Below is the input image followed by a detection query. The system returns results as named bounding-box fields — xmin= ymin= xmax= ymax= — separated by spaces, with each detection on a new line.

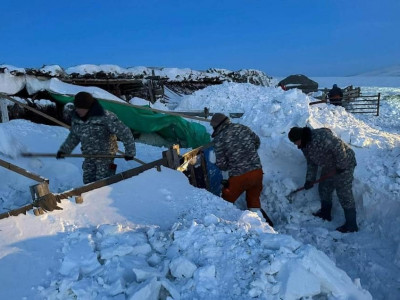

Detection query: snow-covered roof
xmin=0 ymin=64 xmax=276 ymax=86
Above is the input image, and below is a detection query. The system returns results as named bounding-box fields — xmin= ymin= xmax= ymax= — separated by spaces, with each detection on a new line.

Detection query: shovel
xmin=21 ymin=152 xmax=146 ymax=165
xmin=22 ymin=153 xmax=126 ymax=159
xmin=287 ymin=170 xmax=337 ymax=202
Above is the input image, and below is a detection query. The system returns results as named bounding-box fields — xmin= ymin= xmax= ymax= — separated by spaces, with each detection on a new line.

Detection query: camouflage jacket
xmin=212 ymin=120 xmax=262 ymax=176
xmin=301 ymin=128 xmax=356 ymax=181
xmin=59 ymin=102 xmax=135 ymax=156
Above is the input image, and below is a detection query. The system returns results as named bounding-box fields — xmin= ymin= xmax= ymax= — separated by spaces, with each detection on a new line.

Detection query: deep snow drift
xmin=1 ymin=78 xmax=400 ymax=299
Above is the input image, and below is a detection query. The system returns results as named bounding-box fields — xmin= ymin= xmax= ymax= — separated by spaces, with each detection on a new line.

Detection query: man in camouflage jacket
xmin=210 ymin=113 xmax=273 ymax=226
xmin=57 ymin=92 xmax=136 ymax=184
xmin=288 ymin=126 xmax=358 ymax=233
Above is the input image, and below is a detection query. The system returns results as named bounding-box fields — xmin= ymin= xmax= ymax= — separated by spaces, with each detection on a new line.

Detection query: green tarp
xmin=51 ymin=93 xmax=210 ymax=148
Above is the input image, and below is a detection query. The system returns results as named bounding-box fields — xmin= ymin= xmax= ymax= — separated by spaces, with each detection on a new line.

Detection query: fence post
xmin=0 ymin=98 xmax=9 ymax=123
xmin=376 ymin=93 xmax=380 ymax=116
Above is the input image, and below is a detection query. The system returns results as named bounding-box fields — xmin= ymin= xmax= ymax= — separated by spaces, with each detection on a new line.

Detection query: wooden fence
xmin=342 ymin=93 xmax=381 ymax=116
xmin=313 ymin=86 xmax=380 ymax=116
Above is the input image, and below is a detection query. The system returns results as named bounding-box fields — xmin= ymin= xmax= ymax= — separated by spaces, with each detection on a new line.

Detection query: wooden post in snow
xmin=0 ymin=97 xmax=9 ymax=123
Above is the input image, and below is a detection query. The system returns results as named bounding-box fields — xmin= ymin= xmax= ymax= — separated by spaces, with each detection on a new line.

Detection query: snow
xmin=1 ymin=74 xmax=400 ymax=299
xmin=0 ymin=70 xmax=124 ymax=102
xmin=353 ymin=65 xmax=400 ymax=77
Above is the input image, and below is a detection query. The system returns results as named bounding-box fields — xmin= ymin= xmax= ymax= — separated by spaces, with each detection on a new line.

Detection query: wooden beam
xmin=0 ymin=158 xmax=49 ymax=183
xmin=0 ymin=93 xmax=70 ymax=128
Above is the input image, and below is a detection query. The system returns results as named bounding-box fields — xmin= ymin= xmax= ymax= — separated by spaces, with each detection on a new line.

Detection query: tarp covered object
xmin=51 ymin=93 xmax=211 ymax=148
xmin=278 ymin=74 xmax=318 ymax=93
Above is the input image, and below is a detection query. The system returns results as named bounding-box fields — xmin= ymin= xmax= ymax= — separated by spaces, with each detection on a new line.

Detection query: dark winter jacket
xmin=59 ymin=101 xmax=135 ymax=156
xmin=301 ymin=127 xmax=356 ymax=182
xmin=328 ymin=86 xmax=343 ymax=101
xmin=212 ymin=119 xmax=262 ymax=176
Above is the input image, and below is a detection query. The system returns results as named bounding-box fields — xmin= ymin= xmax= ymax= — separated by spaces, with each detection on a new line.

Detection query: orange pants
xmin=222 ymin=169 xmax=263 ymax=208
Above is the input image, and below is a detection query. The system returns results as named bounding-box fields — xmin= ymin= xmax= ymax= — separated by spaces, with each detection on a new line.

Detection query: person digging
xmin=210 ymin=113 xmax=273 ymax=227
xmin=288 ymin=126 xmax=358 ymax=233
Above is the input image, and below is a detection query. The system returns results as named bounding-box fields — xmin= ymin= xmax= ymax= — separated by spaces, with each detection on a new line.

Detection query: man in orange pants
xmin=210 ymin=113 xmax=273 ymax=227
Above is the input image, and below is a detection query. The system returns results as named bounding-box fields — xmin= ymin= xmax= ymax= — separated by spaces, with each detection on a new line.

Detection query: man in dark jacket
xmin=327 ymin=84 xmax=343 ymax=106
xmin=288 ymin=126 xmax=358 ymax=233
xmin=210 ymin=113 xmax=273 ymax=226
xmin=57 ymin=92 xmax=136 ymax=184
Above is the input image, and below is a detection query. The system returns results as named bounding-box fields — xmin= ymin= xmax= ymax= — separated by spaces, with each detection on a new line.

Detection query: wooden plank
xmin=177 ymin=155 xmax=197 ymax=172
xmin=57 ymin=158 xmax=166 ymax=199
xmin=177 ymin=143 xmax=212 ymax=172
xmin=163 ymin=146 xmax=180 ymax=169
xmin=180 ymin=142 xmax=213 ymax=160
xmin=0 ymin=204 xmax=33 ymax=220
xmin=0 ymin=158 xmax=49 ymax=183
xmin=0 ymin=157 xmax=166 ymax=220
xmin=62 ymin=78 xmax=144 ymax=85
xmin=309 ymin=100 xmax=327 ymax=105
xmin=0 ymin=93 xmax=70 ymax=128
xmin=174 ymin=111 xmax=244 ymax=119
xmin=188 ymin=164 xmax=197 ymax=186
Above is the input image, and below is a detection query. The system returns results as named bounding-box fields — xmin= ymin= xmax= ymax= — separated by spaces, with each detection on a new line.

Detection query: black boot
xmin=336 ymin=209 xmax=358 ymax=233
xmin=312 ymin=202 xmax=332 ymax=221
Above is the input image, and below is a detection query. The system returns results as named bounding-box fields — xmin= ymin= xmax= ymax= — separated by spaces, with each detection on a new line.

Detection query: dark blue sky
xmin=1 ymin=0 xmax=399 ymax=76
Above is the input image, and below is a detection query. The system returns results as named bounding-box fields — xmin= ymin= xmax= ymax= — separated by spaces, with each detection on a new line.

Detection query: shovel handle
xmin=289 ymin=170 xmax=337 ymax=196
xmin=22 ymin=152 xmax=147 ymax=165
xmin=22 ymin=153 xmax=126 ymax=159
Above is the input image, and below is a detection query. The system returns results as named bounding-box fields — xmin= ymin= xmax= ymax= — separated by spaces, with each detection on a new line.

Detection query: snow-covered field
xmin=0 ymin=77 xmax=400 ymax=299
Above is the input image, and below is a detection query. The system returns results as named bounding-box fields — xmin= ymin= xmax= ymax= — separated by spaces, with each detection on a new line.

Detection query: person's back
xmin=212 ymin=120 xmax=261 ymax=176
xmin=301 ymin=128 xmax=356 ymax=170
xmin=328 ymin=84 xmax=343 ymax=106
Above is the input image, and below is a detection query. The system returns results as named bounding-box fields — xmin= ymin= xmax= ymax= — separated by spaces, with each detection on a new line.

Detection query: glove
xmin=304 ymin=181 xmax=314 ymax=190
xmin=124 ymin=155 xmax=134 ymax=161
xmin=56 ymin=151 xmax=65 ymax=159
xmin=336 ymin=168 xmax=346 ymax=174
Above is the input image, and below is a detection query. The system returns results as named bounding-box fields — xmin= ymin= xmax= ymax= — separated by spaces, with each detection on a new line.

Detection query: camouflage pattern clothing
xmin=59 ymin=101 xmax=135 ymax=184
xmin=212 ymin=119 xmax=263 ymax=209
xmin=301 ymin=127 xmax=357 ymax=209
xmin=212 ymin=120 xmax=262 ymax=177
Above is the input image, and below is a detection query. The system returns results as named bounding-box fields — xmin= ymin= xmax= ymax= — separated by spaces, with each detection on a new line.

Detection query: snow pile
xmin=36 ymin=194 xmax=370 ymax=300
xmin=0 ymin=126 xmax=26 ymax=158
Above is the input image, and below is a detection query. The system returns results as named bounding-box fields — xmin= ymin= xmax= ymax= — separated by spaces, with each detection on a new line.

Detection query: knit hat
xmin=74 ymin=92 xmax=95 ymax=109
xmin=210 ymin=113 xmax=228 ymax=129
xmin=288 ymin=127 xmax=304 ymax=142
